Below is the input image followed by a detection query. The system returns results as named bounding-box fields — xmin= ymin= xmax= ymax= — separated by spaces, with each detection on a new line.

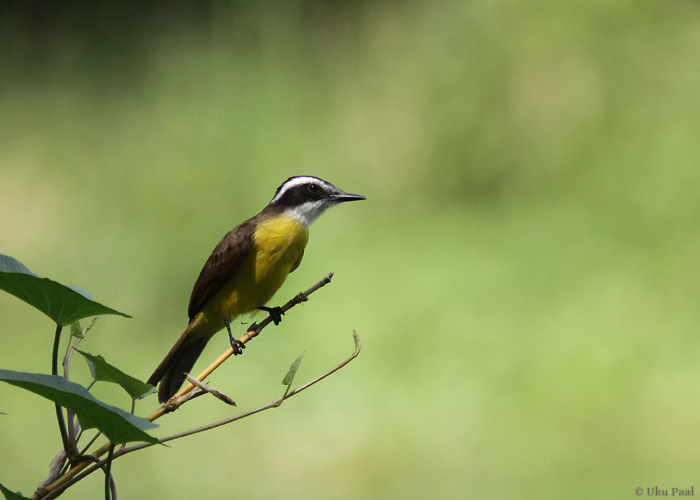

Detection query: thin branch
xmin=33 ymin=273 xmax=338 ymax=500
xmin=151 ymin=272 xmax=334 ymax=417
xmin=37 ymin=331 xmax=361 ymax=500
xmin=184 ymin=374 xmax=236 ymax=406
xmin=37 ymin=449 xmax=67 ymax=492
xmin=286 ymin=331 xmax=361 ymax=398
xmin=124 ymin=331 xmax=359 ymax=451
xmin=40 ymin=453 xmax=117 ymax=500
xmin=79 ymin=431 xmax=102 ymax=459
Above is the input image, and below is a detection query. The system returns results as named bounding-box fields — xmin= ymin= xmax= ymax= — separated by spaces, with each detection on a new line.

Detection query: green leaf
xmin=0 ymin=254 xmax=131 ymax=326
xmin=0 ymin=370 xmax=159 ymax=445
xmin=282 ymin=351 xmax=305 ymax=386
xmin=0 ymin=256 xmax=36 ymax=276
xmin=70 ymin=320 xmax=84 ymax=339
xmin=76 ymin=350 xmax=156 ymax=400
xmin=0 ymin=482 xmax=31 ymax=500
xmin=70 ymin=317 xmax=99 ymax=340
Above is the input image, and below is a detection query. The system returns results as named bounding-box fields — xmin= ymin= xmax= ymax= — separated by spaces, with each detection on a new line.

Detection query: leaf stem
xmin=33 ymin=274 xmax=343 ymax=500
xmin=52 ymin=324 xmax=74 ymax=462
xmin=64 ymin=335 xmax=84 ymax=448
xmin=104 ymin=444 xmax=115 ymax=500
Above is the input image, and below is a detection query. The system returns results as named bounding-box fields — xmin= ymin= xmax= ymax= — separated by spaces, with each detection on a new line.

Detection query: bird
xmin=147 ymin=176 xmax=365 ymax=402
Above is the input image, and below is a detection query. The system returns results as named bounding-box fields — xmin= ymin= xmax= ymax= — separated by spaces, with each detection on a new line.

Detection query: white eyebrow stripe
xmin=270 ymin=176 xmax=333 ymax=203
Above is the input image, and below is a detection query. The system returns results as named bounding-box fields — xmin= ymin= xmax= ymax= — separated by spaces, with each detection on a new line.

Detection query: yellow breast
xmin=252 ymin=215 xmax=309 ymax=280
xmin=202 ymin=215 xmax=309 ymax=325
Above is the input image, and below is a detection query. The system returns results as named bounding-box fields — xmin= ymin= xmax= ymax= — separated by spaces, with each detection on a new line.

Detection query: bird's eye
xmin=307 ymin=184 xmax=320 ymax=193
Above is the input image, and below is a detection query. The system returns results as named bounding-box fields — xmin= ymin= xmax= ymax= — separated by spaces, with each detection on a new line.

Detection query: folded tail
xmin=147 ymin=322 xmax=209 ymax=403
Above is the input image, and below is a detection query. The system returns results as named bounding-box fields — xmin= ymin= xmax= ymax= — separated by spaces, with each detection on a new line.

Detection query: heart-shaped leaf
xmin=0 ymin=255 xmax=130 ymax=326
xmin=0 ymin=370 xmax=158 ymax=445
xmin=77 ymin=350 xmax=155 ymax=400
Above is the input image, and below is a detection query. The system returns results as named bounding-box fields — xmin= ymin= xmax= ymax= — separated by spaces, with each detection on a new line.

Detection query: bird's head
xmin=269 ymin=176 xmax=365 ymax=226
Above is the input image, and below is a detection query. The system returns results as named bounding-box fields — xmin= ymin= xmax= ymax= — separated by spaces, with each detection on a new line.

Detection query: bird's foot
xmin=225 ymin=319 xmax=246 ymax=355
xmin=258 ymin=306 xmax=285 ymax=325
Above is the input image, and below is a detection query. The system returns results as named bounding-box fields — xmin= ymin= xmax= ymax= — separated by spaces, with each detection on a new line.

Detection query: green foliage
xmin=0 ymin=255 xmax=131 ymax=326
xmin=3 ymin=1 xmax=700 ymax=498
xmin=0 ymin=256 xmax=34 ymax=276
xmin=0 ymin=250 xmax=358 ymax=498
xmin=282 ymin=351 xmax=305 ymax=387
xmin=0 ymin=370 xmax=158 ymax=446
xmin=0 ymin=255 xmax=158 ymax=497
xmin=70 ymin=320 xmax=86 ymax=339
xmin=0 ymin=482 xmax=31 ymax=500
xmin=77 ymin=350 xmax=155 ymax=400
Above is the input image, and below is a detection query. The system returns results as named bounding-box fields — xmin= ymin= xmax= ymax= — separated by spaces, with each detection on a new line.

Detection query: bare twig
xmin=153 ymin=272 xmax=334 ymax=417
xmin=32 ymin=273 xmax=337 ymax=500
xmin=37 ymin=450 xmax=67 ymax=491
xmin=141 ymin=331 xmax=360 ymax=445
xmin=184 ymin=374 xmax=236 ymax=406
xmin=37 ymin=331 xmax=360 ymax=500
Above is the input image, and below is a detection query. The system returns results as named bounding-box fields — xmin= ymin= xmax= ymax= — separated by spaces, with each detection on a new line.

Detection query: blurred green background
xmin=2 ymin=1 xmax=700 ymax=498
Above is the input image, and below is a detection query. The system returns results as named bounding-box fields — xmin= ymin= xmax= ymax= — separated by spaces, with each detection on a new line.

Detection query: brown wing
xmin=187 ymin=218 xmax=256 ymax=320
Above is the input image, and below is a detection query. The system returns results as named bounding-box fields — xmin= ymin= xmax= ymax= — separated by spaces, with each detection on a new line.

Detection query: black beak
xmin=333 ymin=191 xmax=366 ymax=203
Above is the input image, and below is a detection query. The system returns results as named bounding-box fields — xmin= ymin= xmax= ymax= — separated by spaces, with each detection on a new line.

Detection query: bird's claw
xmin=230 ymin=338 xmax=245 ymax=356
xmin=258 ymin=306 xmax=285 ymax=325
xmin=225 ymin=318 xmax=246 ymax=355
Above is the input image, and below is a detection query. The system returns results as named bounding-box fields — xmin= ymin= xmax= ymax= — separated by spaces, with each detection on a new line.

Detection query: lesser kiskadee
xmin=147 ymin=176 xmax=365 ymax=402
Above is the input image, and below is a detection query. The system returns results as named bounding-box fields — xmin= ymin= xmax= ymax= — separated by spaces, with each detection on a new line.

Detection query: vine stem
xmin=51 ymin=324 xmax=74 ymax=463
xmin=33 ymin=272 xmax=338 ymax=500
xmin=104 ymin=445 xmax=115 ymax=500
xmin=37 ymin=331 xmax=360 ymax=500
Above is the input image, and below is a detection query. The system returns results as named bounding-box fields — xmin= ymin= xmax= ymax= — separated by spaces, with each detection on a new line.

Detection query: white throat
xmin=283 ymin=199 xmax=333 ymax=226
